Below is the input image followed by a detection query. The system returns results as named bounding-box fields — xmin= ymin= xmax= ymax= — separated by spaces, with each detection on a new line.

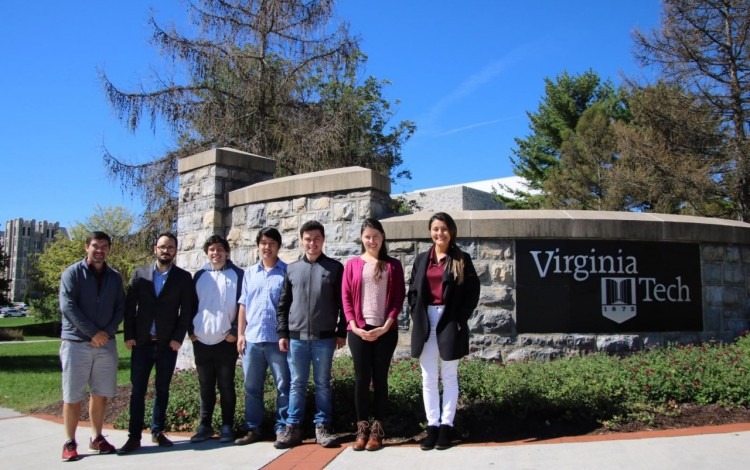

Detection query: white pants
xmin=419 ymin=305 xmax=459 ymax=427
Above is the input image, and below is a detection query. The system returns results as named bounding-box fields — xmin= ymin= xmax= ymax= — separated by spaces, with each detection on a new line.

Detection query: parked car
xmin=0 ymin=308 xmax=26 ymax=318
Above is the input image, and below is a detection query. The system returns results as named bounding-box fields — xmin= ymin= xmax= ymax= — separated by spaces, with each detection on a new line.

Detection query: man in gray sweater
xmin=275 ymin=220 xmax=346 ymax=449
xmin=59 ymin=231 xmax=125 ymax=461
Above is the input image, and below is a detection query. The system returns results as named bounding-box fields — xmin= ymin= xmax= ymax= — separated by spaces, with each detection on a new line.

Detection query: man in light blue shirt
xmin=234 ymin=227 xmax=289 ymax=445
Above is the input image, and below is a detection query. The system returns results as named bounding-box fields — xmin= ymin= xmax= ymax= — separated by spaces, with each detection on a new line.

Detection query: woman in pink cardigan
xmin=342 ymin=218 xmax=405 ymax=451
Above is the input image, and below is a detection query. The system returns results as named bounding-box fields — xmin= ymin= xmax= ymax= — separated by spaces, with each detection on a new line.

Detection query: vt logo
xmin=601 ymin=277 xmax=637 ymax=324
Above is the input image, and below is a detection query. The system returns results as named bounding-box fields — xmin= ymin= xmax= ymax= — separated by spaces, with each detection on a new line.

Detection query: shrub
xmin=115 ymin=334 xmax=750 ymax=439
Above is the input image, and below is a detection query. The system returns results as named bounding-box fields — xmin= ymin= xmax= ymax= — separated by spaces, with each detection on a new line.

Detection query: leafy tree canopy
xmin=499 ymin=70 xmax=627 ymax=209
xmin=29 ymin=206 xmax=151 ymax=322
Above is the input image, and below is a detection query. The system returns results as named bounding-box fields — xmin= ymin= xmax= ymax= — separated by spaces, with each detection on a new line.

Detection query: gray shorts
xmin=60 ymin=339 xmax=118 ymax=403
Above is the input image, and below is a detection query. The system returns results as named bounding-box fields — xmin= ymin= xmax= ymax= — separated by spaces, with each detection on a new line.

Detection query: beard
xmin=156 ymin=255 xmax=174 ymax=267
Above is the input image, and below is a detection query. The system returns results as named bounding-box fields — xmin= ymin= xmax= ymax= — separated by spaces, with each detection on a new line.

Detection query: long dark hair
xmin=360 ymin=218 xmax=389 ymax=280
xmin=428 ymin=212 xmax=465 ymax=285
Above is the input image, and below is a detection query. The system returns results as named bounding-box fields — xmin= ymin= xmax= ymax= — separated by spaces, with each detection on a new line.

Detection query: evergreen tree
xmin=500 ymin=70 xmax=627 ymax=209
xmin=544 ymin=103 xmax=622 ymax=210
xmin=101 ymin=0 xmax=414 ymax=232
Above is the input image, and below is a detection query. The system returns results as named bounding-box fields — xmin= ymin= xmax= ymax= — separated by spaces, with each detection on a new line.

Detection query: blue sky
xmin=0 ymin=0 xmax=660 ymax=229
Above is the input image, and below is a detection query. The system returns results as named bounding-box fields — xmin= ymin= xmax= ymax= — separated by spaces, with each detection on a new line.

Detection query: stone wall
xmin=381 ymin=211 xmax=750 ymax=362
xmin=176 ymin=148 xmax=275 ymax=269
xmin=176 ymin=148 xmax=750 ymax=363
xmin=177 ymin=148 xmax=392 ymax=271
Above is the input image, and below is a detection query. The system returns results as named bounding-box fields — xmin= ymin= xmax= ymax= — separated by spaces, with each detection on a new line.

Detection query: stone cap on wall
xmin=228 ymin=166 xmax=391 ymax=206
xmin=381 ymin=210 xmax=750 ymax=244
xmin=177 ymin=147 xmax=276 ymax=174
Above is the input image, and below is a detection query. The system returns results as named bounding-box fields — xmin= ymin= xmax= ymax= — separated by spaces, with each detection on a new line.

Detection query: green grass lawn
xmin=0 ymin=317 xmax=131 ymax=412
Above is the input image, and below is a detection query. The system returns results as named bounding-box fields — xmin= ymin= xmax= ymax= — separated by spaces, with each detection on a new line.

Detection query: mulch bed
xmin=30 ymin=384 xmax=750 ymax=443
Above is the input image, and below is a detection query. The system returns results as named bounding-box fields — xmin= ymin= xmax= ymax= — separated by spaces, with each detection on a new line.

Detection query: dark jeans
xmin=128 ymin=341 xmax=178 ymax=438
xmin=194 ymin=339 xmax=238 ymax=428
xmin=347 ymin=327 xmax=398 ymax=421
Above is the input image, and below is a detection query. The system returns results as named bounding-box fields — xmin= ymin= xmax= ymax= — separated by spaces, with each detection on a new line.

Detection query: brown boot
xmin=365 ymin=420 xmax=384 ymax=451
xmin=352 ymin=421 xmax=369 ymax=451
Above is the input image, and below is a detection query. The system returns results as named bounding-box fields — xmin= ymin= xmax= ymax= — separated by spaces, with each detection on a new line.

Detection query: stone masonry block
xmin=492 ymin=262 xmax=514 ymax=284
xmin=388 ymin=241 xmax=415 ymax=254
xmin=293 ymin=197 xmax=307 ymax=212
xmin=280 ymin=216 xmax=299 ymax=232
xmin=702 ymin=263 xmax=722 ymax=285
xmin=726 ymin=246 xmax=741 ymax=263
xmin=311 ymin=197 xmax=331 ymax=210
xmin=478 ymin=241 xmax=513 ymax=260
xmin=324 ymin=223 xmax=344 ymax=243
xmin=704 ymin=286 xmax=724 ymax=307
xmin=333 ymin=201 xmax=355 ymax=221
xmin=742 ymin=246 xmax=750 ymax=263
xmin=267 ymin=201 xmax=290 ymax=216
xmin=475 ymin=262 xmax=491 ymax=285
xmin=722 ymin=287 xmax=743 ymax=307
xmin=203 ymin=210 xmax=222 ymax=230
xmin=226 ymin=227 xmax=241 ymax=247
xmin=346 ymin=223 xmax=361 ymax=243
xmin=723 ymin=265 xmax=744 ymax=285
xmin=246 ymin=204 xmax=265 ymax=228
xmin=702 ymin=245 xmax=725 ymax=262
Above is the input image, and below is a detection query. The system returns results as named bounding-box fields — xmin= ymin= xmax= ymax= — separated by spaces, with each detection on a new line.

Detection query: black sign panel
xmin=516 ymin=240 xmax=703 ymax=333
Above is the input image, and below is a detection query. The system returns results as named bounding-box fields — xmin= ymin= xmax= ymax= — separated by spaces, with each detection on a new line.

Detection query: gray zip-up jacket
xmin=59 ymin=258 xmax=125 ymax=341
xmin=276 ymin=253 xmax=346 ymax=340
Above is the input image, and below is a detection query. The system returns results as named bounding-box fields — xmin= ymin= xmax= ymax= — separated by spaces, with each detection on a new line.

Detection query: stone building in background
xmin=3 ymin=218 xmax=67 ymax=302
xmin=396 ymin=176 xmax=528 ymax=212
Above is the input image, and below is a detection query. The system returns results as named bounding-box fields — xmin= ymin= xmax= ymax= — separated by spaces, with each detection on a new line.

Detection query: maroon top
xmin=426 ymin=246 xmax=447 ymax=305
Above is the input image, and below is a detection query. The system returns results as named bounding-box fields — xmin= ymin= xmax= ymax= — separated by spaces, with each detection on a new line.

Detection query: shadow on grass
xmin=1 ymin=348 xmax=129 ymax=373
xmin=1 ymin=354 xmax=61 ymax=372
xmin=21 ymin=321 xmax=61 ymax=338
xmin=0 ymin=321 xmax=60 ymax=339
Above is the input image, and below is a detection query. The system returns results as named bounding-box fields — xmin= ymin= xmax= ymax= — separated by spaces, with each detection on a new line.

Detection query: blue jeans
xmin=241 ymin=341 xmax=290 ymax=434
xmin=128 ymin=342 xmax=178 ymax=438
xmin=287 ymin=338 xmax=335 ymax=426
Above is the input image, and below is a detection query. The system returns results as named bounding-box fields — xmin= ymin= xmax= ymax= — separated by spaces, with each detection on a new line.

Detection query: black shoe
xmin=420 ymin=425 xmax=439 ymax=451
xmin=152 ymin=432 xmax=174 ymax=447
xmin=117 ymin=437 xmax=141 ymax=455
xmin=435 ymin=424 xmax=453 ymax=450
xmin=190 ymin=425 xmax=214 ymax=443
xmin=219 ymin=424 xmax=235 ymax=443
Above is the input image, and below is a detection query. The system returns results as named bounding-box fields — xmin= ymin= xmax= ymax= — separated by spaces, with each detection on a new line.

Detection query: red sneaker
xmin=62 ymin=440 xmax=78 ymax=461
xmin=89 ymin=434 xmax=115 ymax=454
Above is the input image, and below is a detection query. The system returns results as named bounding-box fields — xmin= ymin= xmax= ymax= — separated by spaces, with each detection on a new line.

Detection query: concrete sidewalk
xmin=2 ymin=407 xmax=749 ymax=469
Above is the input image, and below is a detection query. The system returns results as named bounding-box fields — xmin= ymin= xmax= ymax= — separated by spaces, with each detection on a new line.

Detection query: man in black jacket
xmin=274 ymin=220 xmax=346 ymax=449
xmin=118 ymin=233 xmax=196 ymax=454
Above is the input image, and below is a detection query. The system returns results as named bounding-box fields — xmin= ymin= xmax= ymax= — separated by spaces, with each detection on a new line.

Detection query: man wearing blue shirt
xmin=118 ymin=233 xmax=196 ymax=455
xmin=234 ymin=227 xmax=290 ymax=445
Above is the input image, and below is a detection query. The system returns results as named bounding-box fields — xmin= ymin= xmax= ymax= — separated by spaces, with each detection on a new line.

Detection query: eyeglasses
xmin=157 ymin=246 xmax=177 ymax=252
